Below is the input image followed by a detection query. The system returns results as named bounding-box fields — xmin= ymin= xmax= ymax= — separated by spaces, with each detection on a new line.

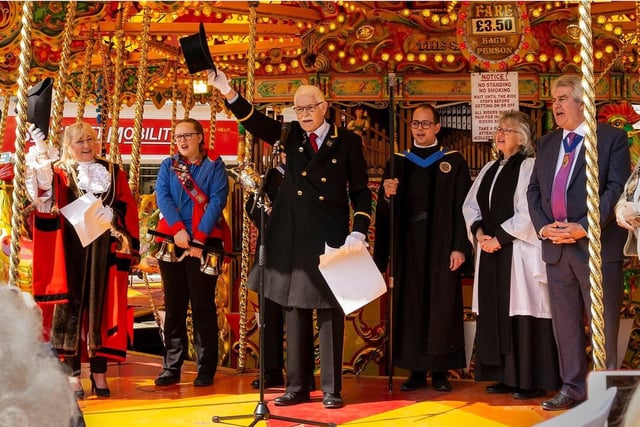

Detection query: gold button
xmin=331 ymin=159 xmax=337 ymax=164
xmin=297 ymin=190 xmax=303 ymax=196
xmin=321 ymin=177 xmax=327 ymax=182
xmin=301 ymin=171 xmax=307 ymax=176
xmin=319 ymin=196 xmax=325 ymax=201
xmin=299 ymin=147 xmax=304 ymax=152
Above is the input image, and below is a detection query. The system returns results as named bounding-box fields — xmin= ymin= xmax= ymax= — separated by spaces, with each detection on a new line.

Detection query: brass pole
xmin=9 ymin=0 xmax=34 ymax=289
xmin=76 ymin=27 xmax=95 ymax=122
xmin=579 ymin=0 xmax=606 ymax=371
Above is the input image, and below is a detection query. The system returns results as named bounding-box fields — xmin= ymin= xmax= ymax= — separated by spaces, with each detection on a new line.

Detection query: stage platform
xmin=78 ymin=352 xmax=561 ymax=427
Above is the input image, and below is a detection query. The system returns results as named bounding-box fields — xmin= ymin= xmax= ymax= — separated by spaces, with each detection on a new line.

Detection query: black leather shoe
xmin=90 ymin=373 xmax=111 ymax=397
xmin=273 ymin=391 xmax=310 ymax=406
xmin=193 ymin=375 xmax=214 ymax=387
xmin=486 ymin=382 xmax=511 ymax=394
xmin=154 ymin=369 xmax=181 ymax=386
xmin=541 ymin=392 xmax=582 ymax=411
xmin=400 ymin=374 xmax=427 ymax=391
xmin=513 ymin=388 xmax=546 ymax=400
xmin=322 ymin=392 xmax=344 ymax=409
xmin=250 ymin=372 xmax=285 ymax=389
xmin=432 ymin=377 xmax=452 ymax=392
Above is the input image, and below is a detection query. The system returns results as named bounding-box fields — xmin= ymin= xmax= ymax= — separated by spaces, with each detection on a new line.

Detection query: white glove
xmin=95 ymin=206 xmax=114 ymax=227
xmin=207 ymin=69 xmax=232 ymax=95
xmin=341 ymin=231 xmax=368 ymax=252
xmin=28 ymin=124 xmax=47 ymax=153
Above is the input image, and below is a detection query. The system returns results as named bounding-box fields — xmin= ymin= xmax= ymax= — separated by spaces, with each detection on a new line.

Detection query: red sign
xmin=2 ymin=116 xmax=239 ymax=159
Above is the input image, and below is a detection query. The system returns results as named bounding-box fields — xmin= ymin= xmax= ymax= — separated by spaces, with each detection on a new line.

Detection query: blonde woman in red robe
xmin=25 ymin=122 xmax=140 ymax=399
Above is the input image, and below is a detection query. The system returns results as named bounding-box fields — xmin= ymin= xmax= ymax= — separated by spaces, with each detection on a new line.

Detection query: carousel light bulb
xmin=338 ymin=50 xmax=346 ymax=58
xmin=362 ymin=53 xmax=370 ymax=61
xmin=573 ymin=54 xmax=581 ymax=63
xmin=446 ymin=54 xmax=455 ymax=63
xmin=394 ymin=53 xmax=403 ymax=62
xmin=329 ymin=22 xmax=337 ymax=31
xmin=348 ymin=57 xmax=356 ymax=65
xmin=318 ymin=25 xmax=326 ymax=34
xmin=554 ymin=53 xmax=564 ymax=62
xmin=422 ymin=9 xmax=431 ymax=17
xmin=291 ymin=59 xmax=299 ymax=68
xmin=381 ymin=52 xmax=390 ymax=61
xmin=406 ymin=53 xmax=415 ymax=61
xmin=449 ymin=12 xmax=457 ymax=22
xmin=441 ymin=16 xmax=450 ymax=25
xmin=265 ymin=64 xmax=273 ymax=73
xmin=418 ymin=53 xmax=427 ymax=62
xmin=595 ymin=50 xmax=604 ymax=59
xmin=614 ymin=26 xmax=623 ymax=36
xmin=328 ymin=43 xmax=336 ymax=52
xmin=337 ymin=14 xmax=345 ymax=23
xmin=539 ymin=53 xmax=548 ymax=62
xmin=605 ymin=22 xmax=614 ymax=32
xmin=434 ymin=53 xmax=443 ymax=62
xmin=526 ymin=53 xmax=535 ymax=62
xmin=432 ymin=14 xmax=440 ymax=23
xmin=279 ymin=63 xmax=287 ymax=72
xmin=605 ymin=44 xmax=614 ymax=53
xmin=255 ymin=62 xmax=261 ymax=69
xmin=349 ymin=4 xmax=355 ymax=12
xmin=597 ymin=15 xmax=607 ymax=24
xmin=402 ymin=9 xmax=411 ymax=17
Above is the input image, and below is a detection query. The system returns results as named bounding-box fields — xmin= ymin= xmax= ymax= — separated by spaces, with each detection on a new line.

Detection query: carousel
xmin=1 ymin=1 xmax=640 ymax=425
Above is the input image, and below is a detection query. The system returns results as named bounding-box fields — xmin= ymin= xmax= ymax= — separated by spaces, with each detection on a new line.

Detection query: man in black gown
xmin=374 ymin=103 xmax=472 ymax=392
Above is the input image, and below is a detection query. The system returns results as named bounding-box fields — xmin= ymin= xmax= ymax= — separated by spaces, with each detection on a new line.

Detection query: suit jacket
xmin=527 ymin=123 xmax=630 ymax=264
xmin=226 ymin=95 xmax=372 ymax=309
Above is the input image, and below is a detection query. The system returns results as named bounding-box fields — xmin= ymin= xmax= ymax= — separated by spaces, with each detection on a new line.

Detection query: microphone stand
xmin=212 ymin=137 xmax=334 ymax=427
xmin=387 ymin=72 xmax=396 ymax=392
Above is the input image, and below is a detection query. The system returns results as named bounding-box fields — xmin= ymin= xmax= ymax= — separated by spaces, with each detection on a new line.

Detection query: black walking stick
xmin=387 ymin=72 xmax=396 ymax=392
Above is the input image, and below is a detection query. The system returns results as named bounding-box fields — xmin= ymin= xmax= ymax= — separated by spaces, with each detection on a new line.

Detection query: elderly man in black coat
xmin=209 ymin=70 xmax=372 ymax=409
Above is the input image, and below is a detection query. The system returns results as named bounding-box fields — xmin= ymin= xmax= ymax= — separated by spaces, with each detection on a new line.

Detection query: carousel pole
xmin=0 ymin=92 xmax=9 ymax=144
xmin=387 ymin=71 xmax=396 ymax=391
xmin=237 ymin=1 xmax=259 ymax=373
xmin=8 ymin=0 xmax=34 ymax=289
xmin=76 ymin=27 xmax=95 ymax=122
xmin=578 ymin=0 xmax=607 ymax=371
xmin=128 ymin=4 xmax=151 ymax=202
xmin=108 ymin=2 xmax=129 ymax=169
xmin=48 ymin=0 xmax=77 ymax=148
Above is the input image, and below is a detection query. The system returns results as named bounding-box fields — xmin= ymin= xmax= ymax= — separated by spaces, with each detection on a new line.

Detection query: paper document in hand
xmin=59 ymin=193 xmax=110 ymax=247
xmin=319 ymin=244 xmax=387 ymax=315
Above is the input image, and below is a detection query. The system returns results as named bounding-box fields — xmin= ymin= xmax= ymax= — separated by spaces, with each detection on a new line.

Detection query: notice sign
xmin=471 ymin=72 xmax=519 ymax=142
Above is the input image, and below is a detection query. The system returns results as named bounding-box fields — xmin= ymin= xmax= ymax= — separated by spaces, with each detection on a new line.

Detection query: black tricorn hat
xmin=26 ymin=77 xmax=53 ymax=138
xmin=179 ymin=22 xmax=217 ymax=75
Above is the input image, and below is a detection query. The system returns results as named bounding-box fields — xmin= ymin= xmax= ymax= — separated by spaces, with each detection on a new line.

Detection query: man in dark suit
xmin=209 ymin=70 xmax=372 ymax=409
xmin=527 ymin=74 xmax=630 ymax=411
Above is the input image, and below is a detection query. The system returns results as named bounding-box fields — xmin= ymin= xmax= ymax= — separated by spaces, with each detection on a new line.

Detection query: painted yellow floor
xmin=78 ymin=353 xmax=560 ymax=427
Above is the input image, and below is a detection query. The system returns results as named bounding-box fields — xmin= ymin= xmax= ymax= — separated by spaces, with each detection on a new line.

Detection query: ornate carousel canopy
xmin=1 ymin=1 xmax=640 ymax=107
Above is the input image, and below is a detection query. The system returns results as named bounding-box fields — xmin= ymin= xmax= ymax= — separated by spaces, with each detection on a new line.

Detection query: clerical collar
xmin=413 ymin=138 xmax=438 ymax=149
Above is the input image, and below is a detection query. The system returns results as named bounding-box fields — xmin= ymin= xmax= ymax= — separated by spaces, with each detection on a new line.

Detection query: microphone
xmin=274 ymin=122 xmax=291 ymax=156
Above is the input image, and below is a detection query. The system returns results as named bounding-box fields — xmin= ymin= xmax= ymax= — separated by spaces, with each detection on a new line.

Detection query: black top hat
xmin=179 ymin=22 xmax=217 ymax=75
xmin=15 ymin=77 xmax=53 ymax=138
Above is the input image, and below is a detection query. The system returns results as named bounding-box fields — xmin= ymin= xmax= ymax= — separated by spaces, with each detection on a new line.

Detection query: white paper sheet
xmin=59 ymin=193 xmax=110 ymax=247
xmin=319 ymin=244 xmax=387 ymax=315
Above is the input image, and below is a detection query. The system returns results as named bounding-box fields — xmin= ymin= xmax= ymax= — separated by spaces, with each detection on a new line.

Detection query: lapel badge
xmin=440 ymin=162 xmax=452 ymax=173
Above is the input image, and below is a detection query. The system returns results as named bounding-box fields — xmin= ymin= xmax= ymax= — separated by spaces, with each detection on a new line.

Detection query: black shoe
xmin=322 ymin=392 xmax=344 ymax=409
xmin=486 ymin=382 xmax=511 ymax=394
xmin=513 ymin=388 xmax=546 ymax=400
xmin=400 ymin=372 xmax=427 ymax=391
xmin=250 ymin=371 xmax=285 ymax=389
xmin=90 ymin=373 xmax=111 ymax=397
xmin=273 ymin=391 xmax=310 ymax=406
xmin=154 ymin=369 xmax=181 ymax=386
xmin=541 ymin=392 xmax=582 ymax=411
xmin=193 ymin=374 xmax=214 ymax=387
xmin=432 ymin=377 xmax=452 ymax=392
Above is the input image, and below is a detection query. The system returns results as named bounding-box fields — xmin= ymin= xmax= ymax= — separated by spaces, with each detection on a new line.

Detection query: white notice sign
xmin=471 ymin=72 xmax=519 ymax=142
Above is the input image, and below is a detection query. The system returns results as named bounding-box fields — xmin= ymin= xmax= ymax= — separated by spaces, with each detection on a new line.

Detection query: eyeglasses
xmin=410 ymin=120 xmax=434 ymax=129
xmin=174 ymin=132 xmax=200 ymax=142
xmin=494 ymin=127 xmax=520 ymax=135
xmin=293 ymin=102 xmax=324 ymax=115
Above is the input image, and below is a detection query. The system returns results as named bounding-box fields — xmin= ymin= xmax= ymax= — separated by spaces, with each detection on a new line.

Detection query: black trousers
xmin=261 ymin=296 xmax=284 ymax=374
xmin=64 ymin=355 xmax=107 ymax=376
xmin=285 ymin=307 xmax=344 ymax=394
xmin=158 ymin=242 xmax=220 ymax=378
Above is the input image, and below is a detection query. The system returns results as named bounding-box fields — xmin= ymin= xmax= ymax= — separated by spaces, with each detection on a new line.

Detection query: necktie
xmin=309 ymin=132 xmax=318 ymax=153
xmin=551 ymin=132 xmax=581 ymax=221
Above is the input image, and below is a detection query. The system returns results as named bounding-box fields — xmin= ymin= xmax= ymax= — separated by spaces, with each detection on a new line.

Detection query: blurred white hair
xmin=0 ymin=285 xmax=78 ymax=427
